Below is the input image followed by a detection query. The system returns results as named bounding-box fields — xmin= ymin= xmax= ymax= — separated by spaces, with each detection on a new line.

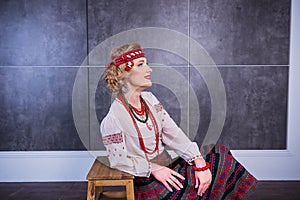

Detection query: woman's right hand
xmin=151 ymin=163 xmax=185 ymax=192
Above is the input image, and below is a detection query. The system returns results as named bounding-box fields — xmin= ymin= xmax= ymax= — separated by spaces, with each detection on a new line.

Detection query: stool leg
xmin=96 ymin=186 xmax=103 ymax=200
xmin=125 ymin=180 xmax=135 ymax=200
xmin=87 ymin=181 xmax=96 ymax=200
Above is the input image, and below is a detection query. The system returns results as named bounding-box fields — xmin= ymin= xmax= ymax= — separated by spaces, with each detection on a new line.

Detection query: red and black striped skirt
xmin=134 ymin=144 xmax=258 ymax=200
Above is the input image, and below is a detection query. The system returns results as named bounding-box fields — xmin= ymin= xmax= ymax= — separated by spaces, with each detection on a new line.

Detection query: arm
xmin=161 ymin=107 xmax=212 ymax=195
xmin=147 ymin=92 xmax=201 ymax=161
xmin=145 ymin=92 xmax=212 ymax=195
xmin=100 ymin=114 xmax=151 ymax=177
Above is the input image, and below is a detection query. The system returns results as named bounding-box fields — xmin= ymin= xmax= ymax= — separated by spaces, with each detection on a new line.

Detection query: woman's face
xmin=126 ymin=57 xmax=152 ymax=91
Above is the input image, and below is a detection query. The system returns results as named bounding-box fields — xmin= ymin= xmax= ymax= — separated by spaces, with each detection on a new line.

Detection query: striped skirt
xmin=134 ymin=144 xmax=258 ymax=200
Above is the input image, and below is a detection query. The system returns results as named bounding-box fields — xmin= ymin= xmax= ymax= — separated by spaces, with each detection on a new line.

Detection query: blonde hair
xmin=103 ymin=42 xmax=141 ymax=93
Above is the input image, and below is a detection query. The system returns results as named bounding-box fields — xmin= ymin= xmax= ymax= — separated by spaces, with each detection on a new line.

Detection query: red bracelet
xmin=192 ymin=162 xmax=210 ymax=171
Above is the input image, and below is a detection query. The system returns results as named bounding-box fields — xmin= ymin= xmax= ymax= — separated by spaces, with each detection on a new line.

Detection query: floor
xmin=0 ymin=181 xmax=300 ymax=200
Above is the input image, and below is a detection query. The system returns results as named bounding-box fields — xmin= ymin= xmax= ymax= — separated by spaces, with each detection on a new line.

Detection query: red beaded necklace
xmin=130 ymin=97 xmax=145 ymax=116
xmin=118 ymin=93 xmax=159 ymax=158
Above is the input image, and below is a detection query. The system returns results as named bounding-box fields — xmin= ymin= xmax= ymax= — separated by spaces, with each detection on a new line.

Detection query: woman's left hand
xmin=194 ymin=158 xmax=212 ymax=196
xmin=194 ymin=168 xmax=212 ymax=196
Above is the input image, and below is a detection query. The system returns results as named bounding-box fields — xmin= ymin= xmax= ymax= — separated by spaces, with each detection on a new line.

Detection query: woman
xmin=101 ymin=42 xmax=258 ymax=199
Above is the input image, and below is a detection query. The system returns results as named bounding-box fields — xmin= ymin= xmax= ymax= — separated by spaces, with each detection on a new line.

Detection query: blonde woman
xmin=101 ymin=42 xmax=257 ymax=199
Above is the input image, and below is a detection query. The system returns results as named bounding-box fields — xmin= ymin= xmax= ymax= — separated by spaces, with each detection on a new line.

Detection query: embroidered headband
xmin=107 ymin=48 xmax=145 ymax=71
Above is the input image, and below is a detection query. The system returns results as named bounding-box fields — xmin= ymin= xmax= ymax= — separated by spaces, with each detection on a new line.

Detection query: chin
xmin=141 ymin=82 xmax=152 ymax=89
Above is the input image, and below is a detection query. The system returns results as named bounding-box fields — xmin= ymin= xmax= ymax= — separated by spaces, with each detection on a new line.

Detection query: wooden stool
xmin=86 ymin=157 xmax=135 ymax=200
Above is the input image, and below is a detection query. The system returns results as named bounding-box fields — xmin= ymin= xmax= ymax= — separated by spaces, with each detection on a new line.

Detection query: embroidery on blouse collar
xmin=154 ymin=103 xmax=163 ymax=113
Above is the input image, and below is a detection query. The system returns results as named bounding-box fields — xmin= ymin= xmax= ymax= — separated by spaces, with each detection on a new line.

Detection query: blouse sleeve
xmin=145 ymin=92 xmax=202 ymax=164
xmin=100 ymin=114 xmax=151 ymax=177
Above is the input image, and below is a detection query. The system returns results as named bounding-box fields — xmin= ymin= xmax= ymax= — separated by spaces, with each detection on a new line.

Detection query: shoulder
xmin=141 ymin=91 xmax=160 ymax=104
xmin=141 ymin=91 xmax=164 ymax=113
xmin=100 ymin=102 xmax=121 ymax=136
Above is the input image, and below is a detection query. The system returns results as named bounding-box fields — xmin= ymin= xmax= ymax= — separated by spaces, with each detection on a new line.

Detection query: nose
xmin=146 ymin=63 xmax=152 ymax=72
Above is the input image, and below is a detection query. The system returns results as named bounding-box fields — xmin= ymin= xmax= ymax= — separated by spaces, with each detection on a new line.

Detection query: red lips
xmin=144 ymin=75 xmax=151 ymax=80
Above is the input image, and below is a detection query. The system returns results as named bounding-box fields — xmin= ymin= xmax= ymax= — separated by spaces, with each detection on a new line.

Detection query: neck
xmin=123 ymin=89 xmax=142 ymax=108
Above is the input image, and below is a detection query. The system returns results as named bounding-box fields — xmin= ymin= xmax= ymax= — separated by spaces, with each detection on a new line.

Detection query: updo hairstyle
xmin=103 ymin=42 xmax=141 ymax=93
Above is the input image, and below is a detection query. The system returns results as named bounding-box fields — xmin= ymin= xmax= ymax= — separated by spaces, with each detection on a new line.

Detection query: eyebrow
xmin=137 ymin=59 xmax=146 ymax=63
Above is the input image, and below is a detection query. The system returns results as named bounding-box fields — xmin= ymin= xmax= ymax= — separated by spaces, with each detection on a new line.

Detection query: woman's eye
xmin=138 ymin=63 xmax=143 ymax=67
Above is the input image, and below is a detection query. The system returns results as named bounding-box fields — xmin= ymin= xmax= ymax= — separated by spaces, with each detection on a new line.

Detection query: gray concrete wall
xmin=0 ymin=0 xmax=290 ymax=150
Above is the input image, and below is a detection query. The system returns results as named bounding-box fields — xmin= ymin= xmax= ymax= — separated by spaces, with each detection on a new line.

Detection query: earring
xmin=121 ymin=83 xmax=129 ymax=93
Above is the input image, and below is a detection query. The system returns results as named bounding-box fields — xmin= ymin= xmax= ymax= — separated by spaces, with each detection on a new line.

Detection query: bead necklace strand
xmin=118 ymin=93 xmax=159 ymax=156
xmin=130 ymin=97 xmax=145 ymax=116
xmin=120 ymin=92 xmax=148 ymax=123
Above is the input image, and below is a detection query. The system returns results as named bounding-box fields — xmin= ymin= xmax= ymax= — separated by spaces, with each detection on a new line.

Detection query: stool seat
xmin=86 ymin=157 xmax=135 ymax=200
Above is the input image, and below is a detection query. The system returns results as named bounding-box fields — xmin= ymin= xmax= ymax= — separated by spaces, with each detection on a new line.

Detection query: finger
xmin=162 ymin=181 xmax=173 ymax=192
xmin=202 ymin=184 xmax=209 ymax=192
xmin=170 ymin=176 xmax=183 ymax=190
xmin=197 ymin=186 xmax=203 ymax=196
xmin=202 ymin=183 xmax=209 ymax=194
xmin=195 ymin=176 xmax=199 ymax=188
xmin=197 ymin=186 xmax=202 ymax=196
xmin=198 ymin=182 xmax=205 ymax=196
xmin=171 ymin=170 xmax=185 ymax=180
xmin=204 ymin=179 xmax=212 ymax=188
xmin=203 ymin=184 xmax=210 ymax=194
xmin=167 ymin=178 xmax=181 ymax=191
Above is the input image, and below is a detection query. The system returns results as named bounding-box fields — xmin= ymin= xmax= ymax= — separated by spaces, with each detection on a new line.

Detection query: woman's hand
xmin=151 ymin=163 xmax=185 ymax=192
xmin=194 ymin=158 xmax=212 ymax=196
xmin=194 ymin=169 xmax=212 ymax=196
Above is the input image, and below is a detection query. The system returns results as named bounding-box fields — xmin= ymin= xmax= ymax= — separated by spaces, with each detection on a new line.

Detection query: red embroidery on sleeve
xmin=102 ymin=132 xmax=124 ymax=146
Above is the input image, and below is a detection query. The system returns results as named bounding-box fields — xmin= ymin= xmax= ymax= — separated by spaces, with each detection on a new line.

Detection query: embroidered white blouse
xmin=100 ymin=92 xmax=201 ymax=177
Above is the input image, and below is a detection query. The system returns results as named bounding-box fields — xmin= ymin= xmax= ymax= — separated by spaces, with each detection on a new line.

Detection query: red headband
xmin=107 ymin=48 xmax=145 ymax=71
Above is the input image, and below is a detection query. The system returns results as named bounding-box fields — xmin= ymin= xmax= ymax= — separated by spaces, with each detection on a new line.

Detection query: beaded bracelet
xmin=187 ymin=155 xmax=203 ymax=165
xmin=192 ymin=162 xmax=210 ymax=171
